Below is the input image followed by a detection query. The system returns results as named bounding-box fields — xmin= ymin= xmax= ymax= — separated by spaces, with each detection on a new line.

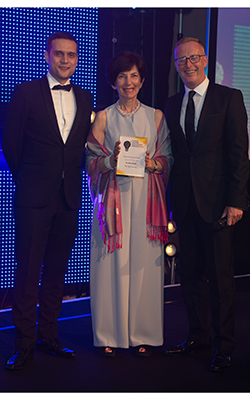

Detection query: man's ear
xmin=44 ymin=50 xmax=49 ymax=64
xmin=204 ymin=55 xmax=208 ymax=68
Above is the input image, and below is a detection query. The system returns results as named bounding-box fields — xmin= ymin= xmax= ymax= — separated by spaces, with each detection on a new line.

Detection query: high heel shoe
xmin=135 ymin=345 xmax=152 ymax=357
xmin=98 ymin=346 xmax=116 ymax=357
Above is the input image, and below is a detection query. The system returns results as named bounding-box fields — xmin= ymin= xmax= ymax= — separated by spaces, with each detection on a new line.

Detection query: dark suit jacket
xmin=2 ymin=75 xmax=93 ymax=210
xmin=165 ymin=82 xmax=249 ymax=223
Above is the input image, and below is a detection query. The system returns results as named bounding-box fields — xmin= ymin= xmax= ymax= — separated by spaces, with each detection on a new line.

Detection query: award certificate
xmin=116 ymin=136 xmax=147 ymax=177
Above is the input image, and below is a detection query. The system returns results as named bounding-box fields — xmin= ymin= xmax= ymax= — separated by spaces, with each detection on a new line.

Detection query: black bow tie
xmin=52 ymin=84 xmax=72 ymax=92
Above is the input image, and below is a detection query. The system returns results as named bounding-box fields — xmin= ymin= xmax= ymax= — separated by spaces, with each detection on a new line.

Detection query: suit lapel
xmin=66 ymin=84 xmax=83 ymax=143
xmin=174 ymin=91 xmax=190 ymax=150
xmin=40 ymin=75 xmax=61 ymax=140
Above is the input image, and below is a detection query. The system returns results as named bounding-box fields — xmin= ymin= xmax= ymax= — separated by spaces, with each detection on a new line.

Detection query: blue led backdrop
xmin=0 ymin=7 xmax=98 ymax=290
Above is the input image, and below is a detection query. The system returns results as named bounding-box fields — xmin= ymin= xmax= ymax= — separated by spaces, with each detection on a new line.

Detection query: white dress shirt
xmin=47 ymin=72 xmax=77 ymax=143
xmin=180 ymin=76 xmax=209 ymax=135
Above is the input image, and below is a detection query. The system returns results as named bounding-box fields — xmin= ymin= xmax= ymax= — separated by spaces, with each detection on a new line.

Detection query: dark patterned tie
xmin=185 ymin=90 xmax=196 ymax=151
xmin=52 ymin=84 xmax=72 ymax=92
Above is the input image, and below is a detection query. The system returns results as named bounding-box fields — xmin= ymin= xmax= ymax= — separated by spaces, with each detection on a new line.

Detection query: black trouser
xmin=13 ymin=183 xmax=79 ymax=349
xmin=177 ymin=191 xmax=235 ymax=354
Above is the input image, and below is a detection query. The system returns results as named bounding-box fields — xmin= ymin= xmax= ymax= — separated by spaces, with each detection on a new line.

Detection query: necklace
xmin=116 ymin=100 xmax=141 ymax=117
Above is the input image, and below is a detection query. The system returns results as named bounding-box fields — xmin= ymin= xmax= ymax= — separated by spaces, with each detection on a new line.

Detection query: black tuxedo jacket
xmin=2 ymin=75 xmax=93 ymax=210
xmin=165 ymin=82 xmax=249 ymax=223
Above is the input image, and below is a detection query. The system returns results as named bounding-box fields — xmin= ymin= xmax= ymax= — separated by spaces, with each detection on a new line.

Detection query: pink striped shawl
xmin=87 ymin=116 xmax=169 ymax=252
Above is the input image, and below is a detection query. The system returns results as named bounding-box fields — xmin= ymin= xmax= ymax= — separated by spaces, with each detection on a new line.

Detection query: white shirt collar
xmin=185 ymin=76 xmax=209 ymax=97
xmin=47 ymin=71 xmax=71 ymax=89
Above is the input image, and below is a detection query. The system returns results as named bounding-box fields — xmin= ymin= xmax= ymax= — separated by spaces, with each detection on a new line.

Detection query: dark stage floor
xmin=0 ymin=278 xmax=250 ymax=393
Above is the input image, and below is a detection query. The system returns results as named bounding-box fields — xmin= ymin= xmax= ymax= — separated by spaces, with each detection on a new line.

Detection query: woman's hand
xmin=145 ymin=150 xmax=163 ymax=173
xmin=145 ymin=151 xmax=155 ymax=172
xmin=99 ymin=141 xmax=121 ymax=172
xmin=109 ymin=140 xmax=121 ymax=168
xmin=113 ymin=140 xmax=121 ymax=163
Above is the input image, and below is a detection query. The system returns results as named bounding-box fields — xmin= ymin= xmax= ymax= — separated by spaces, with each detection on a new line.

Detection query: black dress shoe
xmin=210 ymin=350 xmax=231 ymax=372
xmin=163 ymin=339 xmax=211 ymax=355
xmin=6 ymin=348 xmax=34 ymax=370
xmin=36 ymin=338 xmax=76 ymax=358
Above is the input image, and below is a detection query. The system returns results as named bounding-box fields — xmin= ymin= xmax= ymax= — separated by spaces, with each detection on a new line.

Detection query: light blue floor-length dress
xmin=90 ymin=103 xmax=169 ymax=348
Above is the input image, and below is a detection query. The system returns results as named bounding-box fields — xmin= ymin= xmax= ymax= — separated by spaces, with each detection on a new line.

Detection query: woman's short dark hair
xmin=105 ymin=51 xmax=146 ymax=86
xmin=46 ymin=32 xmax=78 ymax=54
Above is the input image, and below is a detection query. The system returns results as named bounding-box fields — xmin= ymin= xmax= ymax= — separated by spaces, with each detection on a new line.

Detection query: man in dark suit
xmin=2 ymin=32 xmax=93 ymax=370
xmin=163 ymin=37 xmax=249 ymax=371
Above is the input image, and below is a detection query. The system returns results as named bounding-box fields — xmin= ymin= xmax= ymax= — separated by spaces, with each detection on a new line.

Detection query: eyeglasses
xmin=175 ymin=55 xmax=206 ymax=65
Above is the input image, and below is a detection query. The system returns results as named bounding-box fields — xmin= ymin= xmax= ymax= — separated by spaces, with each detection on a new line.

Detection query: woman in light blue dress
xmin=87 ymin=51 xmax=173 ymax=357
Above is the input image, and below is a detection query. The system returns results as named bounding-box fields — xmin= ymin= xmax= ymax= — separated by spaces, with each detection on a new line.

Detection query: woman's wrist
xmin=104 ymin=155 xmax=114 ymax=170
xmin=152 ymin=159 xmax=163 ymax=174
xmin=153 ymin=159 xmax=158 ymax=172
xmin=103 ymin=154 xmax=117 ymax=170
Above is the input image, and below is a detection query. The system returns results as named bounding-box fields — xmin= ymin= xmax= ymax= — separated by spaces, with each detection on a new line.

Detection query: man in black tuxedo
xmin=164 ymin=37 xmax=249 ymax=371
xmin=2 ymin=32 xmax=93 ymax=370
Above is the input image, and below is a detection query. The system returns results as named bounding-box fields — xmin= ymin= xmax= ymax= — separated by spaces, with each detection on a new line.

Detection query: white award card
xmin=116 ymin=136 xmax=148 ymax=177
